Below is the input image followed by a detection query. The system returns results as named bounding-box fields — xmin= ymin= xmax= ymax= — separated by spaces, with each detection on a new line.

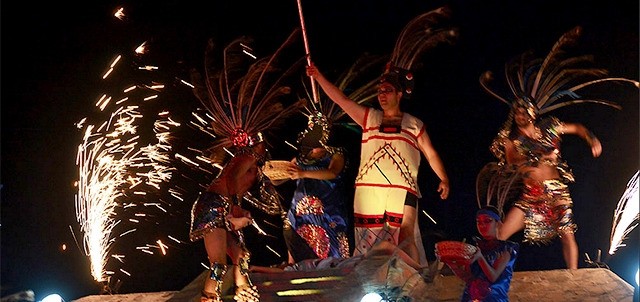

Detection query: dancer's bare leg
xmin=399 ymin=205 xmax=419 ymax=263
xmin=497 ymin=207 xmax=525 ymax=240
xmin=202 ymin=229 xmax=228 ymax=301
xmin=560 ymin=231 xmax=578 ymax=269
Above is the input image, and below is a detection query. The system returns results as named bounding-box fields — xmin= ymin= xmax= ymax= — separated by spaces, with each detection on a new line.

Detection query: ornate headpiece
xmin=480 ymin=26 xmax=639 ymax=116
xmin=513 ymin=96 xmax=538 ymax=119
xmin=382 ymin=6 xmax=458 ymax=100
xmin=190 ymin=29 xmax=306 ymax=161
xmin=296 ymin=110 xmax=331 ymax=150
xmin=380 ymin=64 xmax=415 ymax=99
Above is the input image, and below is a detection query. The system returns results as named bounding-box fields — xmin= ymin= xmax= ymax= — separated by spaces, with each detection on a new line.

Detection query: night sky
xmin=2 ymin=0 xmax=638 ymax=301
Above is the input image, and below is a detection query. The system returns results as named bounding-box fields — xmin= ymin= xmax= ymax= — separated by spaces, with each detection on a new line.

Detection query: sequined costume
xmin=514 ymin=180 xmax=576 ymax=244
xmin=461 ymin=238 xmax=519 ymax=302
xmin=476 ymin=26 xmax=639 ymax=270
xmin=491 ymin=116 xmax=574 ymax=183
xmin=353 ymin=107 xmax=427 ymax=263
xmin=287 ymin=148 xmax=350 ymax=261
xmin=190 ymin=192 xmax=233 ymax=241
xmin=491 ymin=116 xmax=578 ymax=243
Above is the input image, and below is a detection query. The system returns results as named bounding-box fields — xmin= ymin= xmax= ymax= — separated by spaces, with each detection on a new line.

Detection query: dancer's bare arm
xmin=306 ymin=63 xmax=367 ymax=127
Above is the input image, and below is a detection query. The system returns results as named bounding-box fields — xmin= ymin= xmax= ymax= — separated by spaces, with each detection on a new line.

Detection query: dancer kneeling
xmin=437 ymin=206 xmax=518 ymax=302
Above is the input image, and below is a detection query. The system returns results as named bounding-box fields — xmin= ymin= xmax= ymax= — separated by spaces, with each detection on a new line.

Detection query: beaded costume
xmin=490 ymin=117 xmax=578 ymax=243
xmin=190 ymin=193 xmax=233 ymax=241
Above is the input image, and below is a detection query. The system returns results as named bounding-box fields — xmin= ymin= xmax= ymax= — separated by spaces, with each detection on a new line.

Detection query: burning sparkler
xmin=75 ymin=42 xmax=183 ymax=283
xmin=609 ymin=170 xmax=639 ymax=255
xmin=74 ymin=5 xmax=310 ymax=289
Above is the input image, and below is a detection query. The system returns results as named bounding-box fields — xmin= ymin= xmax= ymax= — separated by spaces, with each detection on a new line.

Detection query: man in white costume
xmin=306 ymin=63 xmax=450 ymax=266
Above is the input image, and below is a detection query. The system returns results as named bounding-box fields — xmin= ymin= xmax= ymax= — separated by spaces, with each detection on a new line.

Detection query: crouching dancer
xmin=188 ymin=31 xmax=305 ymax=302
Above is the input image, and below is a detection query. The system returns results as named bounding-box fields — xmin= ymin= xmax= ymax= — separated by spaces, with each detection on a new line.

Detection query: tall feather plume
xmin=530 ymin=26 xmax=582 ymax=99
xmin=220 ymin=37 xmax=254 ymax=127
xmin=244 ymin=30 xmax=306 ymax=131
xmin=190 ymin=29 xmax=306 ymax=151
xmin=299 ymin=6 xmax=460 ymax=129
xmin=389 ymin=6 xmax=458 ymax=70
xmin=476 ymin=163 xmax=524 ymax=217
xmin=483 ymin=26 xmax=639 ymax=115
xmin=332 ymin=53 xmax=388 ymax=120
xmin=538 ymin=77 xmax=635 ymax=114
xmin=508 ymin=52 xmax=540 ymax=99
xmin=479 ymin=71 xmax=510 ymax=105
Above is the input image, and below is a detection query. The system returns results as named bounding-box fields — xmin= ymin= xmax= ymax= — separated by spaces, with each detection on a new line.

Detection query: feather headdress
xmin=296 ymin=53 xmax=388 ymax=147
xmin=480 ymin=26 xmax=639 ymax=115
xmin=382 ymin=6 xmax=459 ymax=99
xmin=298 ymin=7 xmax=460 ymax=141
xmin=190 ymin=29 xmax=306 ymax=155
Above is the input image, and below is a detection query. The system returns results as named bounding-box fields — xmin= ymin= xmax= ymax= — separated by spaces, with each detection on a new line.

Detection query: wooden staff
xmin=296 ymin=0 xmax=319 ymax=104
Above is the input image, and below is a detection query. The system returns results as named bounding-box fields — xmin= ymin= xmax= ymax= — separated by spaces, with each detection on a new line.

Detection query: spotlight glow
xmin=41 ymin=294 xmax=64 ymax=302
xmin=361 ymin=292 xmax=383 ymax=302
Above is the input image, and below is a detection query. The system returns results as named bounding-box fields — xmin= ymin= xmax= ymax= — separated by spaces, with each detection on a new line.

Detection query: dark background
xmin=2 ymin=0 xmax=638 ymax=301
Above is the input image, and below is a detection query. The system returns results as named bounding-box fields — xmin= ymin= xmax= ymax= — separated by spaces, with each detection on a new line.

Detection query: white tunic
xmin=352 ymin=107 xmax=428 ymax=264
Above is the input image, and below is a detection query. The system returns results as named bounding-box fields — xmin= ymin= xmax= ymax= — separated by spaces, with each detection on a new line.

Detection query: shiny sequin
xmin=297 ymin=224 xmax=330 ymax=259
xmin=295 ymin=195 xmax=325 ymax=216
xmin=337 ymin=232 xmax=350 ymax=258
xmin=189 ymin=192 xmax=232 ymax=241
xmin=514 ymin=179 xmax=576 ymax=244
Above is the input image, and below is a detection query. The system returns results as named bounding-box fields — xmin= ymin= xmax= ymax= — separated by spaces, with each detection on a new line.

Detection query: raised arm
xmin=559 ymin=122 xmax=602 ymax=157
xmin=306 ymin=63 xmax=367 ymax=127
xmin=417 ymin=130 xmax=450 ymax=199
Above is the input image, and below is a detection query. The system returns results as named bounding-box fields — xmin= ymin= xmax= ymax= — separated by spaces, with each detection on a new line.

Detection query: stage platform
xmin=73 ymin=255 xmax=636 ymax=302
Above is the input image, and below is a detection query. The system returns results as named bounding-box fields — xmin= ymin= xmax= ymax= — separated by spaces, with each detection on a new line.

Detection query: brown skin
xmin=287 ymin=147 xmax=345 ymax=180
xmin=472 ymin=215 xmax=511 ymax=282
